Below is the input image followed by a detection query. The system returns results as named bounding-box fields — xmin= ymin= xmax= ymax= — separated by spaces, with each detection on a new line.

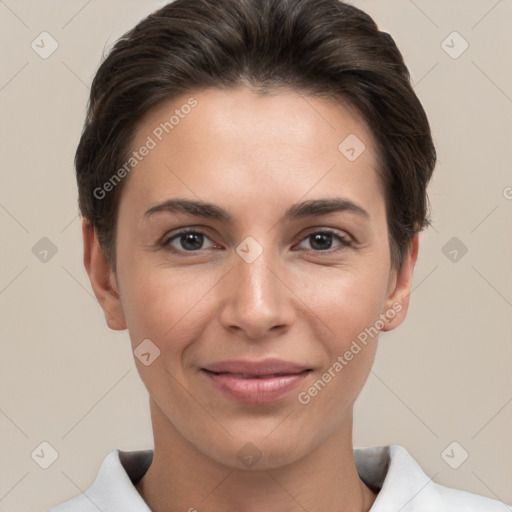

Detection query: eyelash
xmin=160 ymin=228 xmax=353 ymax=255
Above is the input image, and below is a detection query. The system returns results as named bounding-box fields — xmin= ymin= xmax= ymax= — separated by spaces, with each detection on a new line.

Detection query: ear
xmin=380 ymin=233 xmax=419 ymax=332
xmin=82 ymin=219 xmax=127 ymax=331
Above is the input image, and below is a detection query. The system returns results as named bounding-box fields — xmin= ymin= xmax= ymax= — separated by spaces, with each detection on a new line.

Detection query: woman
xmin=47 ymin=0 xmax=506 ymax=510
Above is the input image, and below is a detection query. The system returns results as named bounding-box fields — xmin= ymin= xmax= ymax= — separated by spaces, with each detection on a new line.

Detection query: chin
xmin=209 ymin=431 xmax=316 ymax=471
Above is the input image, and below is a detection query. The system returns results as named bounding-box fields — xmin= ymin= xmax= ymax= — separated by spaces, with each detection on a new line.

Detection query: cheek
xmin=307 ymin=259 xmax=390 ymax=344
xmin=296 ymin=269 xmax=386 ymax=427
xmin=117 ymin=258 xmax=218 ymax=352
xmin=289 ymin=270 xmax=386 ymax=457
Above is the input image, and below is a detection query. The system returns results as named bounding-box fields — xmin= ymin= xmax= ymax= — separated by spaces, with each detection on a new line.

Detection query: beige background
xmin=1 ymin=1 xmax=511 ymax=511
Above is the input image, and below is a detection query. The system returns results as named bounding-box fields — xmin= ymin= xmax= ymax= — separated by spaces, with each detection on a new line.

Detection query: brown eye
xmin=162 ymin=230 xmax=215 ymax=252
xmin=296 ymin=230 xmax=352 ymax=252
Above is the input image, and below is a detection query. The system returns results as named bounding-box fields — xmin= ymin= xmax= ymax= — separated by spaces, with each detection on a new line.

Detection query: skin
xmin=83 ymin=86 xmax=419 ymax=512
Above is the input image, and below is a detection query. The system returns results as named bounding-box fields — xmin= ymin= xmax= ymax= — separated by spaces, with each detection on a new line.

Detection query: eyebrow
xmin=144 ymin=197 xmax=370 ymax=222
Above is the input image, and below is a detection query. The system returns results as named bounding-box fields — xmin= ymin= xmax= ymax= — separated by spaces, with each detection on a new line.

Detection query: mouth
xmin=203 ymin=371 xmax=309 ymax=378
xmin=200 ymin=359 xmax=313 ymax=403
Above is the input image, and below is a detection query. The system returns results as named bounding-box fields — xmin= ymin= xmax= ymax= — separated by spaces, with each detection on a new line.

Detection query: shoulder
xmin=43 ymin=448 xmax=153 ymax=512
xmin=44 ymin=494 xmax=96 ymax=512
xmin=426 ymin=482 xmax=509 ymax=511
xmin=355 ymin=444 xmax=510 ymax=512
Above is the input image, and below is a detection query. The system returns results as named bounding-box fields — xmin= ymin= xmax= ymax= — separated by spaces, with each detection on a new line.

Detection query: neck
xmin=136 ymin=399 xmax=377 ymax=512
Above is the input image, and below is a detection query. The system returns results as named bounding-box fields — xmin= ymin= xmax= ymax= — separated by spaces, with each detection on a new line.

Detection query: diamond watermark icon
xmin=32 ymin=237 xmax=58 ymax=263
xmin=31 ymin=441 xmax=59 ymax=469
xmin=338 ymin=134 xmax=366 ymax=162
xmin=441 ymin=441 xmax=469 ymax=469
xmin=31 ymin=31 xmax=59 ymax=59
xmin=134 ymin=339 xmax=161 ymax=366
xmin=441 ymin=31 xmax=469 ymax=59
xmin=237 ymin=442 xmax=262 ymax=468
xmin=442 ymin=236 xmax=468 ymax=263
xmin=236 ymin=236 xmax=263 ymax=264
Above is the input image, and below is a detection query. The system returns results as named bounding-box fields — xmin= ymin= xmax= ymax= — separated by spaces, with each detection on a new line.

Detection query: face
xmin=85 ymin=86 xmax=417 ymax=470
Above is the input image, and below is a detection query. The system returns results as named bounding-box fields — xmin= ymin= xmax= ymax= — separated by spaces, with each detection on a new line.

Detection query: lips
xmin=201 ymin=358 xmax=312 ymax=403
xmin=202 ymin=358 xmax=310 ymax=376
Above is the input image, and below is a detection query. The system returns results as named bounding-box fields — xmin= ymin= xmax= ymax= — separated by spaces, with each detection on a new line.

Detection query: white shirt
xmin=47 ymin=444 xmax=509 ymax=511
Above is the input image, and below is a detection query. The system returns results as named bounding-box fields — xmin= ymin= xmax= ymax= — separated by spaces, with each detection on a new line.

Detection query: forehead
xmin=121 ymin=86 xmax=384 ymax=222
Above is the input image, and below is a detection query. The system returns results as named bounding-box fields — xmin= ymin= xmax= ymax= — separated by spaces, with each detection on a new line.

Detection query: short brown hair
xmin=76 ymin=0 xmax=436 ymax=270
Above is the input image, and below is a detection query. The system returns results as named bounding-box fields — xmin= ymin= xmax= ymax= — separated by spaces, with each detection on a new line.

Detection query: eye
xmin=161 ymin=228 xmax=352 ymax=254
xmin=162 ymin=229 xmax=216 ymax=252
xmin=295 ymin=230 xmax=352 ymax=252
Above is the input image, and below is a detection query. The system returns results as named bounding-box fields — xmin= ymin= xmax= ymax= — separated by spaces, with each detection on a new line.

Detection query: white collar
xmin=49 ymin=444 xmax=509 ymax=511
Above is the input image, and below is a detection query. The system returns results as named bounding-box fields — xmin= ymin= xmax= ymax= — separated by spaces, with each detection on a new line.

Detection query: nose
xmin=219 ymin=247 xmax=296 ymax=340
